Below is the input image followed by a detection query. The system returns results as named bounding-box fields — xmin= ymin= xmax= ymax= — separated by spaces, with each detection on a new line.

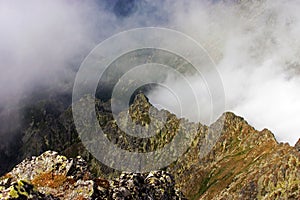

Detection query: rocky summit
xmin=0 ymin=93 xmax=300 ymax=199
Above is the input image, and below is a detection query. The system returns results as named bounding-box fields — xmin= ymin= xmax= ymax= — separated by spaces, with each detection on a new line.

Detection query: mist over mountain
xmin=1 ymin=0 xmax=299 ymax=148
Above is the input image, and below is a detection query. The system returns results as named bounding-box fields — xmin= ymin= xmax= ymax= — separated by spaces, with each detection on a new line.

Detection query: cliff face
xmin=1 ymin=93 xmax=300 ymax=199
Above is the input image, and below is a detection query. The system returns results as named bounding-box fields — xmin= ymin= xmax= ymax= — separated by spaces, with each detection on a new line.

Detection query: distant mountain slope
xmin=168 ymin=112 xmax=300 ymax=199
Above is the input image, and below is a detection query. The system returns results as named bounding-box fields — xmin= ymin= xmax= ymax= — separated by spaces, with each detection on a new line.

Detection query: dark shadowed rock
xmin=295 ymin=138 xmax=300 ymax=152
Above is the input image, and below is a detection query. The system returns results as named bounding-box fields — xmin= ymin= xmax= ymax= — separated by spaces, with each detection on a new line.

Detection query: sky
xmin=0 ymin=0 xmax=299 ymax=145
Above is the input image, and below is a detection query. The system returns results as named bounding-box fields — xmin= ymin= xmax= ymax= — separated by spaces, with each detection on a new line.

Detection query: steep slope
xmin=167 ymin=112 xmax=300 ymax=199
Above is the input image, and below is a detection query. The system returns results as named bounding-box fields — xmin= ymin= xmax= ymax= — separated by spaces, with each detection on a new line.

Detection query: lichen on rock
xmin=0 ymin=151 xmax=186 ymax=199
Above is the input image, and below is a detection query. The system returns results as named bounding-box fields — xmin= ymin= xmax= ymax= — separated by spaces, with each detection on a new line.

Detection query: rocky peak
xmin=129 ymin=93 xmax=152 ymax=125
xmin=168 ymin=111 xmax=300 ymax=199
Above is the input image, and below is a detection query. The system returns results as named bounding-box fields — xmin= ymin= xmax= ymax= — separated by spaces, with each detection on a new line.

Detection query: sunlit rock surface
xmin=167 ymin=112 xmax=300 ymax=199
xmin=0 ymin=151 xmax=185 ymax=199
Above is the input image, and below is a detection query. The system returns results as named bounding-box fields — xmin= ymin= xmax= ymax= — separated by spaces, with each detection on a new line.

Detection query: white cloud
xmin=0 ymin=0 xmax=299 ymax=146
xmin=148 ymin=0 xmax=300 ymax=145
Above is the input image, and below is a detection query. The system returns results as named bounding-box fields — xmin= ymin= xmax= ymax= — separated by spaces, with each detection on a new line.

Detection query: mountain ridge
xmin=1 ymin=93 xmax=300 ymax=199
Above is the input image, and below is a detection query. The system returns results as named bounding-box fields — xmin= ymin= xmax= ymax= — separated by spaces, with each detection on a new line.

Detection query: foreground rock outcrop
xmin=0 ymin=151 xmax=185 ymax=199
